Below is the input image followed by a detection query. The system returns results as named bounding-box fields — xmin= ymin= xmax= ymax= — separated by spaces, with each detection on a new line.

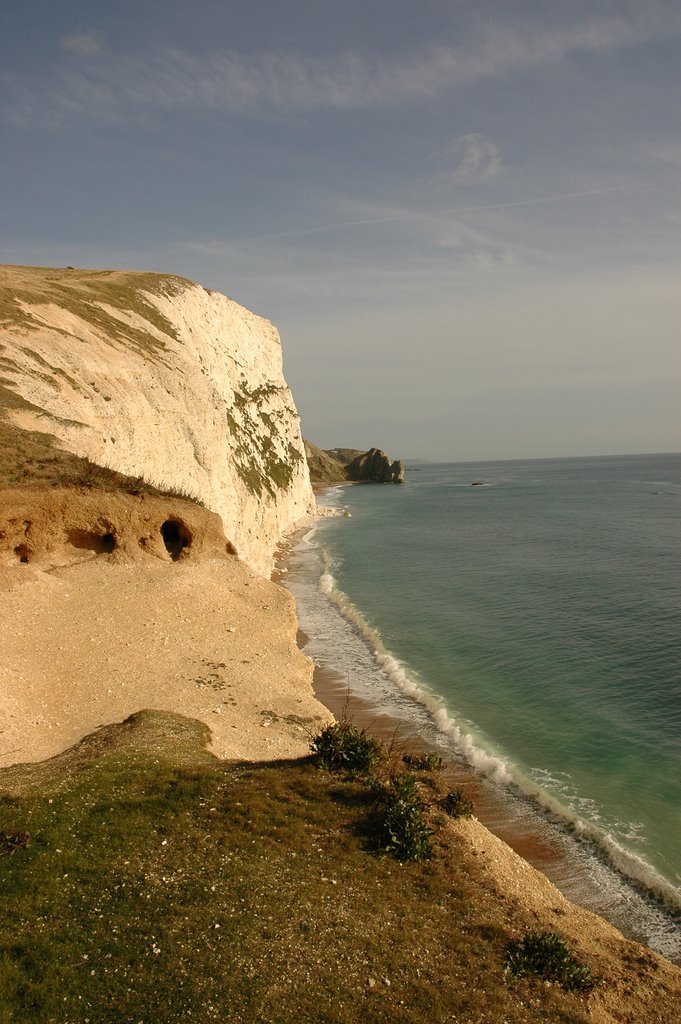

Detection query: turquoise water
xmin=285 ymin=452 xmax=681 ymax=957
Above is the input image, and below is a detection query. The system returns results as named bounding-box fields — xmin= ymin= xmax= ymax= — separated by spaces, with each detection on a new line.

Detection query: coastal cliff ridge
xmin=0 ymin=263 xmax=313 ymax=576
xmin=0 ymin=264 xmax=678 ymax=1021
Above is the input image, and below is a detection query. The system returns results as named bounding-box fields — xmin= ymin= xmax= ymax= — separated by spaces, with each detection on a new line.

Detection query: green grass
xmin=504 ymin=932 xmax=598 ymax=992
xmin=310 ymin=721 xmax=384 ymax=774
xmin=0 ymin=266 xmax=186 ymax=359
xmin=0 ymin=713 xmax=594 ymax=1023
xmin=226 ymin=387 xmax=301 ymax=498
xmin=0 ymin=417 xmax=204 ymax=505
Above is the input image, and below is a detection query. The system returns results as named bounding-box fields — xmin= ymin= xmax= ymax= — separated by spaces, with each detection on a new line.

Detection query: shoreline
xmin=0 ymin=497 xmax=679 ymax=1014
xmin=311 ymin=660 xmax=567 ymax=873
xmin=284 ymin=502 xmax=681 ymax=966
xmin=1 ymin=493 xmax=678 ymax=976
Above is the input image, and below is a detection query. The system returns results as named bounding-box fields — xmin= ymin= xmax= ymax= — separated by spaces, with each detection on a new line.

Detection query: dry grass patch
xmin=0 ymin=264 xmax=187 ymax=358
xmin=0 ymin=418 xmax=202 ymax=504
xmin=0 ymin=712 xmax=598 ymax=1024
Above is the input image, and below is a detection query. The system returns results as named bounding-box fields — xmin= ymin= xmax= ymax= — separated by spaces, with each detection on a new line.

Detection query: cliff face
xmin=0 ymin=265 xmax=314 ymax=575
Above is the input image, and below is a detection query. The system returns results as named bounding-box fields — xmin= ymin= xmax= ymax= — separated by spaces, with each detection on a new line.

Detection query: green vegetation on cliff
xmin=0 ymin=265 xmax=186 ymax=358
xmin=303 ymin=440 xmax=348 ymax=484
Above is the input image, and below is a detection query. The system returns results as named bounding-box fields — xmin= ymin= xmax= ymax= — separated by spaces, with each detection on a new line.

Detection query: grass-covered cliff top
xmin=0 ymin=263 xmax=195 ymax=496
xmin=0 ymin=264 xmax=189 ymax=358
xmin=0 ymin=710 xmax=629 ymax=1024
xmin=0 ymin=616 xmax=676 ymax=1021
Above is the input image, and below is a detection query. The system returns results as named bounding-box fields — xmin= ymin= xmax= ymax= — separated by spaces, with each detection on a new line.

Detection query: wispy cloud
xmin=5 ymin=12 xmax=679 ymax=123
xmin=430 ymin=134 xmax=503 ymax=185
xmin=182 ymin=181 xmax=650 ymax=299
xmin=189 ymin=183 xmax=648 ymax=246
xmin=59 ymin=31 xmax=103 ymax=56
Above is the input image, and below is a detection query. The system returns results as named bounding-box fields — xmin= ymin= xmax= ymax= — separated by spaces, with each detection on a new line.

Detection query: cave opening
xmin=161 ymin=519 xmax=192 ymax=561
xmin=14 ymin=543 xmax=29 ymax=564
xmin=67 ymin=528 xmax=117 ymax=554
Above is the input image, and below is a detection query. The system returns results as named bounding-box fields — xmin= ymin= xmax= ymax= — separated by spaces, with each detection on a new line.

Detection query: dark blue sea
xmin=284 ymin=453 xmax=681 ymax=961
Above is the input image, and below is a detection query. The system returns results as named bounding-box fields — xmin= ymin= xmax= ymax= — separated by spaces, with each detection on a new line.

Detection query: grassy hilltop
xmin=0 ymin=712 xmax=624 ymax=1024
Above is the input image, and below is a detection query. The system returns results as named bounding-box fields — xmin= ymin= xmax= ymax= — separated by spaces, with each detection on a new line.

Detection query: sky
xmin=2 ymin=1 xmax=680 ymax=461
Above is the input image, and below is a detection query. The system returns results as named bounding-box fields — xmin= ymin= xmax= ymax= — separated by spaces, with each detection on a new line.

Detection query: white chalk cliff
xmin=0 ymin=266 xmax=314 ymax=575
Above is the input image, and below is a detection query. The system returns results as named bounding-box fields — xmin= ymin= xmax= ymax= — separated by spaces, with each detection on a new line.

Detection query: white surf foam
xmin=291 ymin=525 xmax=681 ymax=922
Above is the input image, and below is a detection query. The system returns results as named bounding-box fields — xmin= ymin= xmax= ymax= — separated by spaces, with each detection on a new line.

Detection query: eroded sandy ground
xmin=0 ymin=554 xmax=331 ymax=768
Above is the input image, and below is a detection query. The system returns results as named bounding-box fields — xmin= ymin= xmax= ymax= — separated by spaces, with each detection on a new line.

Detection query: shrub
xmin=0 ymin=831 xmax=31 ymax=856
xmin=402 ymin=752 xmax=444 ymax=772
xmin=372 ymin=773 xmax=433 ymax=862
xmin=441 ymin=788 xmax=474 ymax=819
xmin=504 ymin=931 xmax=597 ymax=991
xmin=310 ymin=722 xmax=383 ymax=774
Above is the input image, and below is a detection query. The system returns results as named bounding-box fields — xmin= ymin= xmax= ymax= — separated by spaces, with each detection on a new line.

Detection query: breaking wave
xmin=317 ymin=556 xmax=681 ymax=912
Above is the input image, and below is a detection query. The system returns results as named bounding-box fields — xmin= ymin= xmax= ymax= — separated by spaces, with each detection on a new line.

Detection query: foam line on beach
xmin=316 ymin=552 xmax=681 ymax=914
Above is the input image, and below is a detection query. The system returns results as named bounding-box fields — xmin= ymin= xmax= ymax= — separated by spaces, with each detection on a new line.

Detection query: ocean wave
xmin=313 ymin=552 xmax=681 ymax=914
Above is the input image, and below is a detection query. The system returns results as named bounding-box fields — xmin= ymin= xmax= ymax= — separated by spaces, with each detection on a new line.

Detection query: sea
xmin=283 ymin=452 xmax=681 ymax=962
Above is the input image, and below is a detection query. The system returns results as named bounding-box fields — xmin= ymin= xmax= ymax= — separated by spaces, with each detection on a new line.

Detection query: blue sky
xmin=2 ymin=1 xmax=680 ymax=460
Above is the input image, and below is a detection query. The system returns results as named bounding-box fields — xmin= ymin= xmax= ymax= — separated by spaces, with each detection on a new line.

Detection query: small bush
xmin=504 ymin=931 xmax=597 ymax=991
xmin=402 ymin=752 xmax=444 ymax=772
xmin=441 ymin=788 xmax=474 ymax=819
xmin=310 ymin=722 xmax=384 ymax=774
xmin=372 ymin=773 xmax=433 ymax=862
xmin=0 ymin=831 xmax=31 ymax=856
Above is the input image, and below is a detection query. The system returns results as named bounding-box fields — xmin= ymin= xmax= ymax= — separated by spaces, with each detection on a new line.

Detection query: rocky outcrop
xmin=304 ymin=442 xmax=404 ymax=485
xmin=0 ymin=265 xmax=314 ymax=575
xmin=303 ymin=440 xmax=347 ymax=484
xmin=346 ymin=447 xmax=404 ymax=483
xmin=324 ymin=447 xmax=365 ymax=466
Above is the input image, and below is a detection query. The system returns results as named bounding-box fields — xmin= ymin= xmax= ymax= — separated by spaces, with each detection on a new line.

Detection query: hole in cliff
xmin=161 ymin=519 xmax=192 ymax=561
xmin=14 ymin=543 xmax=30 ymax=564
xmin=67 ymin=528 xmax=117 ymax=554
xmin=226 ymin=541 xmax=237 ymax=556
